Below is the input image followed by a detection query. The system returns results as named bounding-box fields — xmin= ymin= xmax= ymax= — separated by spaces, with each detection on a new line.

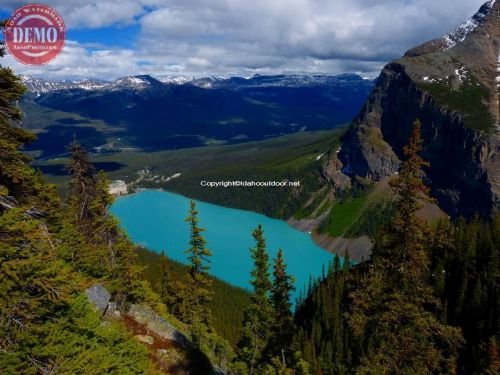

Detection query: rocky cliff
xmin=328 ymin=0 xmax=500 ymax=217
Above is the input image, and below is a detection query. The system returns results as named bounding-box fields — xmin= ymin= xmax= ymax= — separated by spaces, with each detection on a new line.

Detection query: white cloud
xmin=1 ymin=0 xmax=147 ymax=28
xmin=4 ymin=41 xmax=142 ymax=79
xmin=0 ymin=0 xmax=489 ymax=79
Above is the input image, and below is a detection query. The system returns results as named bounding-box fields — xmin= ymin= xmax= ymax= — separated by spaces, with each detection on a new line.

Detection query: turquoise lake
xmin=110 ymin=189 xmax=340 ymax=300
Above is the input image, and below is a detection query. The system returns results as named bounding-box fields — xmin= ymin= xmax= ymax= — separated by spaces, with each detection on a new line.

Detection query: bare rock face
xmin=332 ymin=0 xmax=500 ymax=218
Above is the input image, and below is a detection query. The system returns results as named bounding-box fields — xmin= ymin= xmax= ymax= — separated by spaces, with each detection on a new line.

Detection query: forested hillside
xmin=0 ymin=28 xmax=237 ymax=374
xmin=294 ymin=123 xmax=499 ymax=374
xmin=1 ymin=19 xmax=498 ymax=375
xmin=0 ymin=33 xmax=154 ymax=373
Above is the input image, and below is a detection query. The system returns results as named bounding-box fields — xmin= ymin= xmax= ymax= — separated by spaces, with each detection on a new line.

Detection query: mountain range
xmin=20 ymin=73 xmax=374 ymax=158
xmin=326 ymin=0 xmax=499 ymax=218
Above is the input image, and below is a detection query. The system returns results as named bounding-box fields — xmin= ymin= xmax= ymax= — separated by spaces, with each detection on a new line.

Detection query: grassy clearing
xmin=319 ymin=194 xmax=370 ymax=237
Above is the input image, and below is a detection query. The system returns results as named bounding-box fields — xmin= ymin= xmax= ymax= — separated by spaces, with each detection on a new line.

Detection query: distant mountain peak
xmin=109 ymin=75 xmax=162 ymax=90
xmin=20 ymin=73 xmax=373 ymax=95
xmin=20 ymin=75 xmax=107 ymax=96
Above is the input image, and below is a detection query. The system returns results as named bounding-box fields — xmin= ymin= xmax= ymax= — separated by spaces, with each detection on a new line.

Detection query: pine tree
xmin=267 ymin=249 xmax=296 ymax=365
xmin=160 ymin=251 xmax=170 ymax=301
xmin=0 ymin=32 xmax=35 ymax=203
xmin=66 ymin=141 xmax=96 ymax=228
xmin=349 ymin=120 xmax=463 ymax=374
xmin=183 ymin=200 xmax=213 ymax=344
xmin=238 ymin=225 xmax=273 ymax=374
xmin=91 ymin=171 xmax=143 ymax=308
xmin=428 ymin=214 xmax=500 ymax=373
xmin=88 ymin=171 xmax=119 ymax=275
xmin=66 ymin=154 xmax=144 ymax=307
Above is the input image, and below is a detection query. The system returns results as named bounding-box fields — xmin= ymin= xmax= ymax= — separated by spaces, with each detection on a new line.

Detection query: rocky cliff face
xmin=328 ymin=0 xmax=500 ymax=217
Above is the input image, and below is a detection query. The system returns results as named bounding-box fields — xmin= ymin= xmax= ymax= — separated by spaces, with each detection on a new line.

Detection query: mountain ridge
xmin=327 ymin=0 xmax=500 ymax=218
xmin=21 ymin=73 xmax=373 ymax=95
xmin=21 ymin=73 xmax=374 ymax=158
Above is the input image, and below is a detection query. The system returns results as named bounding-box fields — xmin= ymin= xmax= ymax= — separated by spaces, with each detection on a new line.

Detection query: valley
xmin=21 ymin=74 xmax=374 ymax=159
xmin=2 ymin=1 xmax=499 ymax=373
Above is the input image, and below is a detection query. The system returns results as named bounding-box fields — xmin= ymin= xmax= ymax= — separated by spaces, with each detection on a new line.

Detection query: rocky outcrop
xmin=85 ymin=285 xmax=190 ymax=348
xmin=328 ymin=0 xmax=500 ymax=218
xmin=128 ymin=304 xmax=190 ymax=348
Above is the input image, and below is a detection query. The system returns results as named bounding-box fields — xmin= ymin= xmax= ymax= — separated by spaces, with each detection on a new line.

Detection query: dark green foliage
xmin=0 ymin=30 xmax=150 ymax=373
xmin=349 ymin=121 xmax=462 ymax=374
xmin=36 ymin=129 xmax=344 ymax=221
xmin=181 ymin=200 xmax=214 ymax=344
xmin=238 ymin=225 xmax=274 ymax=374
xmin=168 ymin=158 xmax=325 ymax=220
xmin=293 ymin=188 xmax=330 ymax=220
xmin=235 ymin=226 xmax=308 ymax=374
xmin=295 ymin=255 xmax=355 ymax=374
xmin=0 ymin=54 xmax=35 ymax=201
xmin=64 ymin=145 xmax=145 ymax=308
xmin=267 ymin=249 xmax=296 ymax=364
xmin=296 ymin=214 xmax=499 ymax=374
xmin=294 ymin=122 xmax=499 ymax=374
xmin=136 ymin=247 xmax=251 ymax=345
xmin=429 ymin=215 xmax=500 ymax=374
xmin=66 ymin=141 xmax=96 ymax=225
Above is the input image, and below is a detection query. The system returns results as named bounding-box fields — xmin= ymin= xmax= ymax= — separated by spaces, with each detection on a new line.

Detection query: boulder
xmin=128 ymin=304 xmax=190 ymax=348
xmin=85 ymin=284 xmax=111 ymax=314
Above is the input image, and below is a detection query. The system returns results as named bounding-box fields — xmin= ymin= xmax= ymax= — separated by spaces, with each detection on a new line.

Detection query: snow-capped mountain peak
xmin=108 ymin=75 xmax=162 ymax=91
xmin=443 ymin=0 xmax=497 ymax=50
xmin=20 ymin=73 xmax=372 ymax=96
xmin=159 ymin=76 xmax=195 ymax=85
xmin=20 ymin=75 xmax=107 ymax=96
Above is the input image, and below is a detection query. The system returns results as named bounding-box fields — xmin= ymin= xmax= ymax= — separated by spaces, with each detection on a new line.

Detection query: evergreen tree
xmin=429 ymin=214 xmax=500 ymax=373
xmin=238 ymin=225 xmax=273 ymax=374
xmin=349 ymin=120 xmax=462 ymax=374
xmin=66 ymin=141 xmax=96 ymax=227
xmin=294 ymin=254 xmax=353 ymax=374
xmin=66 ymin=154 xmax=144 ymax=307
xmin=88 ymin=171 xmax=119 ymax=275
xmin=183 ymin=200 xmax=213 ymax=343
xmin=267 ymin=249 xmax=296 ymax=365
xmin=0 ymin=27 xmax=150 ymax=373
xmin=160 ymin=251 xmax=170 ymax=301
xmin=0 ymin=33 xmax=35 ymax=202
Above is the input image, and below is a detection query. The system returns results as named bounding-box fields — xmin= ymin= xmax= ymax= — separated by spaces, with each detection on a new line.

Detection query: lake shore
xmin=111 ymin=189 xmax=339 ymax=300
xmin=286 ymin=216 xmax=372 ymax=263
xmin=116 ymin=187 xmax=373 ymax=262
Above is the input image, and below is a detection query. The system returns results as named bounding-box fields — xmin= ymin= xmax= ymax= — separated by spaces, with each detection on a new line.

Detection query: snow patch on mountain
xmin=109 ymin=76 xmax=155 ymax=91
xmin=454 ymin=67 xmax=468 ymax=83
xmin=159 ymin=76 xmax=194 ymax=85
xmin=443 ymin=0 xmax=496 ymax=50
xmin=21 ymin=75 xmax=107 ymax=95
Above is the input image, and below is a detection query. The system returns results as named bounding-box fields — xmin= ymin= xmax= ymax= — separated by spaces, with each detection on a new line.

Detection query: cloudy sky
xmin=0 ymin=0 xmax=487 ymax=80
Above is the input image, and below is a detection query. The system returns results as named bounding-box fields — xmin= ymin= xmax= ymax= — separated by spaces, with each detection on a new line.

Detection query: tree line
xmin=1 ymin=24 xmax=498 ymax=373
